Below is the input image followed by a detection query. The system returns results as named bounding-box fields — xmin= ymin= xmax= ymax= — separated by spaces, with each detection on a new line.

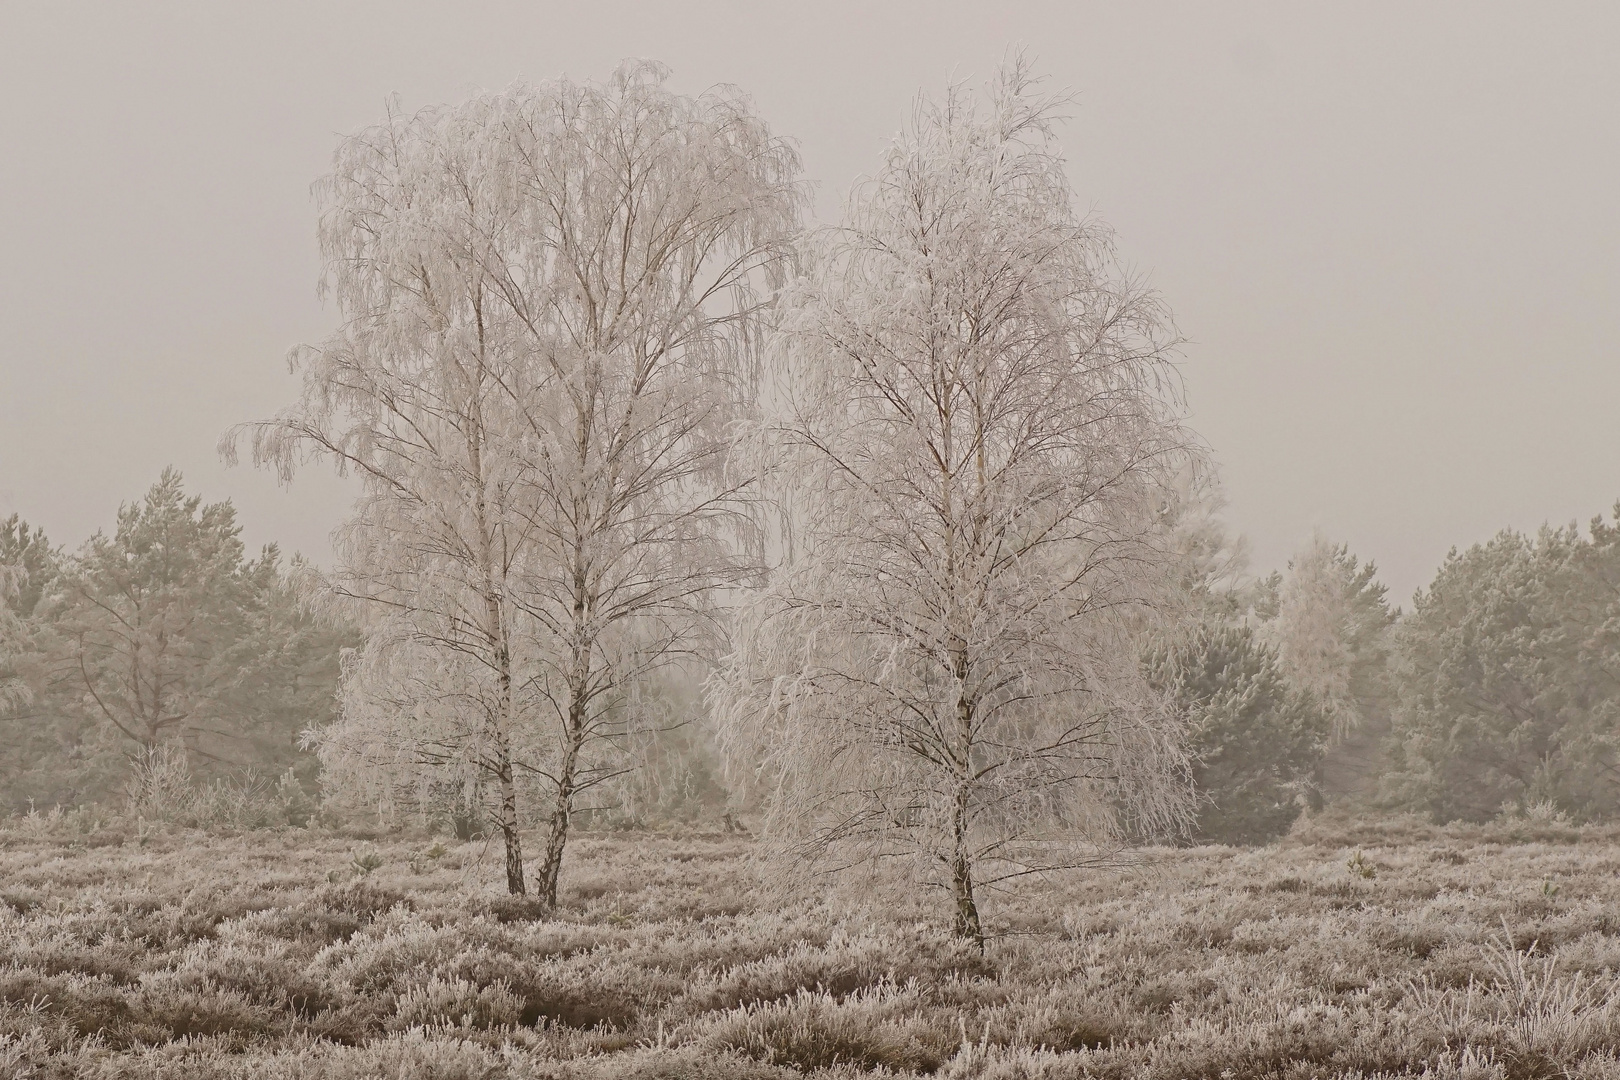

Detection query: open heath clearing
xmin=5 ymin=815 xmax=1620 ymax=1080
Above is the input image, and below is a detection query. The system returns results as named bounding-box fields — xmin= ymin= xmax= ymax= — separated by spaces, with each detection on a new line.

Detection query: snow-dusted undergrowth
xmin=5 ymin=816 xmax=1620 ymax=1078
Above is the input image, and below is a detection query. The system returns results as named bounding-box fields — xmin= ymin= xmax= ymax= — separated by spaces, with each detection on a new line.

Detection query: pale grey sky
xmin=2 ymin=2 xmax=1616 ymax=602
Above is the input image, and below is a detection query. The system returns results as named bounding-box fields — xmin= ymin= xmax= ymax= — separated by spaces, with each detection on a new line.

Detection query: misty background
xmin=2 ymin=2 xmax=1618 ymax=602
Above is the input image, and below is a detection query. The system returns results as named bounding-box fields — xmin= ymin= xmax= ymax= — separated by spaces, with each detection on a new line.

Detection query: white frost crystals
xmin=712 ymin=60 xmax=1200 ymax=946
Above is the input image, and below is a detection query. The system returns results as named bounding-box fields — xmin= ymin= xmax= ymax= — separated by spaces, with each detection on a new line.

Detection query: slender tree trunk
xmin=950 ymin=777 xmax=982 ymax=950
xmin=495 ymin=751 xmax=526 ymax=894
xmin=468 ymin=324 xmax=525 ymax=894
xmin=950 ymin=676 xmax=983 ymax=951
xmin=536 ymin=616 xmax=591 ymax=909
xmin=491 ymin=643 xmax=526 ymax=895
xmin=537 ymin=436 xmax=593 ymax=911
xmin=535 ymin=713 xmax=584 ymax=909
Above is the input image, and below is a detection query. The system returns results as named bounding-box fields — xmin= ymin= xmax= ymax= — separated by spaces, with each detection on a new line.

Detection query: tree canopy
xmin=235 ymin=61 xmax=803 ymax=899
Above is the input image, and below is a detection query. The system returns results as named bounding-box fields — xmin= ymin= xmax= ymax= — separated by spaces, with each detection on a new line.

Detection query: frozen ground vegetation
xmin=7 ymin=815 xmax=1620 ymax=1078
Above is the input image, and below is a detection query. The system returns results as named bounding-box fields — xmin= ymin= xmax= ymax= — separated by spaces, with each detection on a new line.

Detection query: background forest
xmin=7 ymin=448 xmax=1620 ymax=841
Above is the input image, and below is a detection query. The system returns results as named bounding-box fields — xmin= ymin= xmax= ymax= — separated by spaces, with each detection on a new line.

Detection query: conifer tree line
xmin=6 ymin=59 xmax=1620 ymax=940
xmin=0 ymin=470 xmax=357 ymax=816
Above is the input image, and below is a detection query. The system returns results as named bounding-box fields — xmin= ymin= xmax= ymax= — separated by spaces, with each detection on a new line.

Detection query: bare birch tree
xmin=715 ymin=60 xmax=1195 ymax=947
xmin=227 ymin=92 xmax=546 ymax=891
xmin=1265 ymin=533 xmax=1393 ymax=741
xmin=230 ymin=62 xmax=801 ymax=901
xmin=479 ymin=64 xmax=801 ymax=907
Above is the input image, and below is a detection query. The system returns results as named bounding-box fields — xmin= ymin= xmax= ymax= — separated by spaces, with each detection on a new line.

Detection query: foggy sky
xmin=2 ymin=2 xmax=1616 ymax=603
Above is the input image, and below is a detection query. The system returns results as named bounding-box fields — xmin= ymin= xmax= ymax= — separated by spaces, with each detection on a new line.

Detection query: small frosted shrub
xmin=477 ymin=894 xmax=550 ymax=924
xmin=568 ymin=1047 xmax=800 ymax=1080
xmin=0 ymin=995 xmax=84 ymax=1060
xmin=316 ymin=913 xmax=654 ymax=1030
xmin=350 ymin=847 xmax=385 ymax=875
xmin=973 ymin=978 xmax=1161 ymax=1052
xmin=698 ymin=982 xmax=953 ymax=1072
xmin=1130 ymin=971 xmax=1219 ymax=1015
xmin=686 ymin=932 xmax=910 ymax=1013
xmin=124 ymin=748 xmax=195 ymax=824
xmin=125 ymin=982 xmax=281 ymax=1046
xmin=0 ymin=1032 xmax=24 ymax=1078
xmin=1369 ymin=918 xmax=1451 ymax=960
xmin=5 ymin=933 xmax=146 ymax=986
xmin=938 ymin=1041 xmax=1097 ymax=1080
xmin=0 ymin=967 xmax=133 ymax=1038
xmin=122 ymin=746 xmax=309 ymax=833
xmin=389 ymin=975 xmax=521 ymax=1031
xmin=254 ymin=880 xmax=408 ymax=945
xmin=456 ymin=952 xmax=651 ymax=1030
xmin=318 ymin=915 xmax=491 ymax=995
xmin=323 ymin=880 xmax=409 ymax=918
xmin=11 ymin=803 xmax=115 ymax=841
xmin=149 ymin=937 xmax=344 ymax=1019
xmin=290 ymin=1029 xmax=503 ymax=1080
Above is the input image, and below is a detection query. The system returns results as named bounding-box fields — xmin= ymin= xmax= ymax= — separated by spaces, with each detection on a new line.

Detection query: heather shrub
xmin=0 ymin=966 xmax=134 ymax=1037
xmin=121 ymin=982 xmax=282 ymax=1046
xmin=387 ymin=974 xmax=521 ymax=1031
xmin=696 ymin=981 xmax=955 ymax=1072
xmin=253 ymin=881 xmax=408 ymax=945
xmin=76 ymin=1029 xmax=504 ymax=1080
xmin=937 ymin=1041 xmax=1100 ymax=1080
xmin=1406 ymin=928 xmax=1620 ymax=1067
xmin=977 ymin=978 xmax=1161 ymax=1051
xmin=311 ymin=909 xmax=662 ymax=1031
xmin=477 ymin=893 xmax=551 ymax=924
xmin=150 ymin=936 xmax=346 ymax=1019
xmin=435 ymin=945 xmax=653 ymax=1030
xmin=679 ymin=926 xmax=988 ymax=1015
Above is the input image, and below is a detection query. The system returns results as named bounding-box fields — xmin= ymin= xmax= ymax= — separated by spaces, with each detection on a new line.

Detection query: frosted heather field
xmin=6 ymin=815 xmax=1620 ymax=1079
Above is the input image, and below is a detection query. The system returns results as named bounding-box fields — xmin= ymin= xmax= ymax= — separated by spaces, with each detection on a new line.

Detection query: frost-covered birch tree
xmin=480 ymin=64 xmax=800 ymax=907
xmin=716 ymin=61 xmax=1195 ymax=947
xmin=227 ymin=93 xmax=546 ymax=891
xmin=1266 ymin=533 xmax=1393 ymax=742
xmin=230 ymin=62 xmax=801 ymax=902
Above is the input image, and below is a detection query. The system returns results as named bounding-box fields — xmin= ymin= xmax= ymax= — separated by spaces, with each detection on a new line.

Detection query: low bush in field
xmin=697 ymin=981 xmax=955 ymax=1072
xmin=6 ymin=818 xmax=1620 ymax=1077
